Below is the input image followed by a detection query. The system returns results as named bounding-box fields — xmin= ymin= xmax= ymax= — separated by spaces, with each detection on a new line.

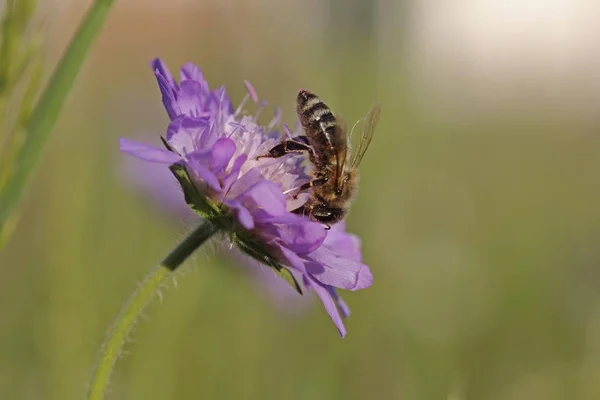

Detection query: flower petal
xmin=233 ymin=204 xmax=254 ymax=229
xmin=308 ymin=276 xmax=347 ymax=337
xmin=151 ymin=58 xmax=177 ymax=89
xmin=210 ymin=138 xmax=237 ymax=173
xmin=166 ymin=118 xmax=193 ymax=153
xmin=178 ymin=80 xmax=209 ymax=118
xmin=119 ymin=138 xmax=181 ymax=164
xmin=221 ymin=154 xmax=247 ymax=193
xmin=223 ymin=197 xmax=255 ymax=229
xmin=214 ymin=85 xmax=234 ymax=116
xmin=274 ymin=220 xmax=326 ymax=254
xmin=186 ymin=154 xmax=221 ymax=191
xmin=152 ymin=59 xmax=180 ymax=119
xmin=226 ymin=167 xmax=263 ymax=199
xmin=180 ymin=62 xmax=206 ymax=85
xmin=327 ymin=286 xmax=351 ymax=318
xmin=323 ymin=222 xmax=362 ymax=262
xmin=306 ymin=246 xmax=373 ymax=290
xmin=182 ymin=117 xmax=213 ymax=149
xmin=242 ymin=180 xmax=288 ymax=217
xmin=166 ymin=117 xmax=211 ymax=155
xmin=276 ymin=244 xmax=307 ymax=274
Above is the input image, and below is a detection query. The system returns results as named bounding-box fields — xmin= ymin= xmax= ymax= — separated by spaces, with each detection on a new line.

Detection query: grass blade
xmin=0 ymin=0 xmax=116 ymax=245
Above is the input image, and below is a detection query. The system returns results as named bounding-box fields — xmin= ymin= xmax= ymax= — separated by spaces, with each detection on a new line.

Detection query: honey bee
xmin=258 ymin=89 xmax=380 ymax=227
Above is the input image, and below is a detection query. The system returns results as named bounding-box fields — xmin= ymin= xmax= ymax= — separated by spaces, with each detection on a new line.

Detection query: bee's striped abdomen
xmin=296 ymin=90 xmax=342 ymax=164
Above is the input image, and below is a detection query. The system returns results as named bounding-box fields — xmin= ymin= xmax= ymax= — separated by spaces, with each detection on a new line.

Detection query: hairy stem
xmin=86 ymin=221 xmax=218 ymax=400
xmin=161 ymin=221 xmax=219 ymax=271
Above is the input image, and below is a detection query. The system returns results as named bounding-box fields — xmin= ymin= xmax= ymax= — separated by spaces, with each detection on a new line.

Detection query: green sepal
xmin=168 ymin=163 xmax=216 ymax=219
xmin=231 ymin=229 xmax=303 ymax=295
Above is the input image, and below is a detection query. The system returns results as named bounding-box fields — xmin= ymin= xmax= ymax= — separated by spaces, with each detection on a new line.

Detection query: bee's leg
xmin=291 ymin=204 xmax=331 ymax=230
xmin=293 ymin=135 xmax=310 ymax=145
xmin=291 ymin=204 xmax=307 ymax=215
xmin=290 ymin=177 xmax=327 ymax=199
xmin=256 ymin=140 xmax=314 ymax=160
xmin=290 ymin=136 xmax=317 ymax=164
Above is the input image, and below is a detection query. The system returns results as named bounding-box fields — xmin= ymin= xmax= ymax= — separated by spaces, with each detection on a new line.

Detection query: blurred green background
xmin=2 ymin=1 xmax=600 ymax=399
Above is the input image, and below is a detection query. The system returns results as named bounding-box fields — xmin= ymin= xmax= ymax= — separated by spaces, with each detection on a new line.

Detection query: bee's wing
xmin=350 ymin=103 xmax=381 ymax=169
xmin=334 ymin=115 xmax=349 ymax=190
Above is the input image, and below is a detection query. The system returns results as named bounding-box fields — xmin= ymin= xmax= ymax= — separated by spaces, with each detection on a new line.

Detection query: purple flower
xmin=121 ymin=157 xmax=314 ymax=312
xmin=119 ymin=59 xmax=373 ymax=337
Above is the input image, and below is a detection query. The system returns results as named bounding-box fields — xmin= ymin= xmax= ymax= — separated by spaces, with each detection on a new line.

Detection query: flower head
xmin=121 ymin=157 xmax=315 ymax=313
xmin=120 ymin=59 xmax=373 ymax=337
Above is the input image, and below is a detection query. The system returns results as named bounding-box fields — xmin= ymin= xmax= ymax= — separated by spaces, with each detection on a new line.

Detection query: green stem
xmin=0 ymin=0 xmax=116 ymax=245
xmin=162 ymin=221 xmax=219 ymax=271
xmin=86 ymin=221 xmax=218 ymax=400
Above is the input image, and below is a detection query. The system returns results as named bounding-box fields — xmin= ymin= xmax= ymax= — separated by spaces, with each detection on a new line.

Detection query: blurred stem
xmin=0 ymin=0 xmax=116 ymax=247
xmin=86 ymin=221 xmax=218 ymax=400
xmin=0 ymin=57 xmax=44 ymax=195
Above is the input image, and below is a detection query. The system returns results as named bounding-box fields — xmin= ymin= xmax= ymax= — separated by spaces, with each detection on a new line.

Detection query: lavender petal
xmin=119 ymin=138 xmax=181 ymax=164
xmin=308 ymin=276 xmax=347 ymax=338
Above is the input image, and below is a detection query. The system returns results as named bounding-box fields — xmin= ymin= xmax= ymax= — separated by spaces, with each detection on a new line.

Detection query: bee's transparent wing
xmin=334 ymin=115 xmax=349 ymax=189
xmin=350 ymin=103 xmax=381 ymax=169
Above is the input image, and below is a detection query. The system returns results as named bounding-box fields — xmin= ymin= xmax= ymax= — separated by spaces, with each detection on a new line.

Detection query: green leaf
xmin=168 ymin=163 xmax=215 ymax=219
